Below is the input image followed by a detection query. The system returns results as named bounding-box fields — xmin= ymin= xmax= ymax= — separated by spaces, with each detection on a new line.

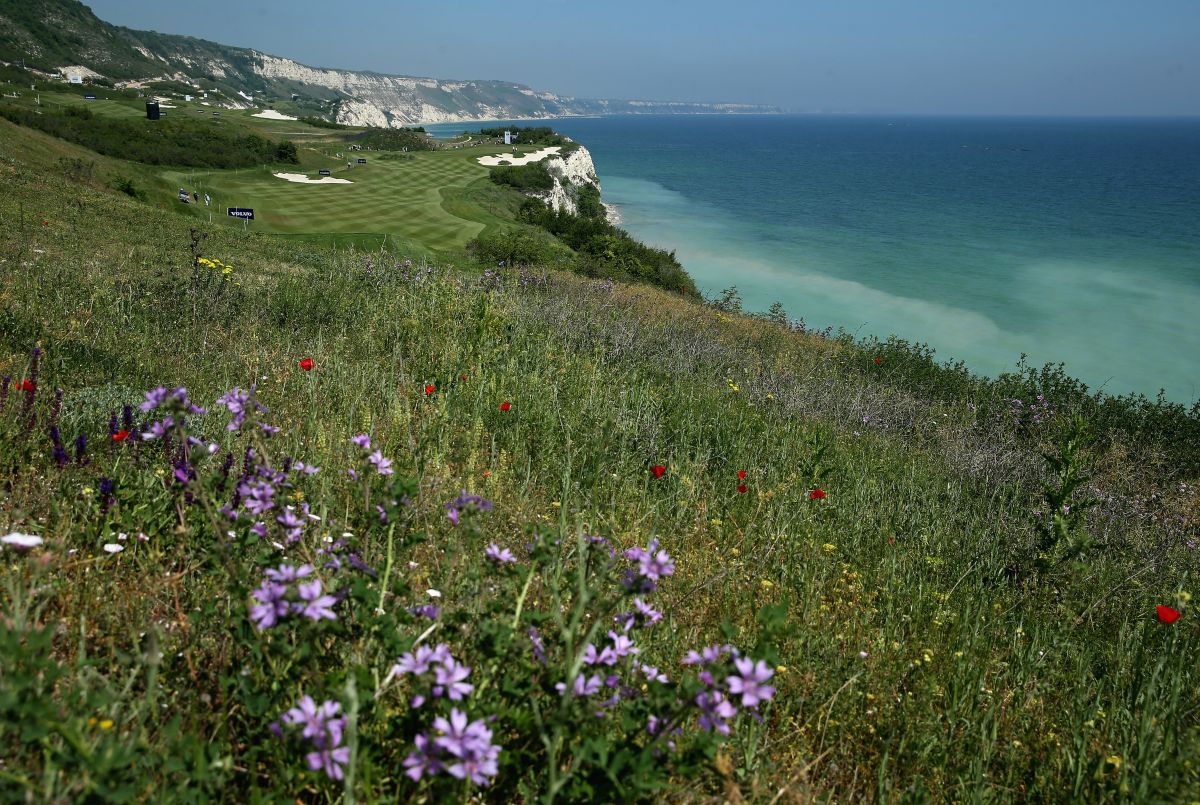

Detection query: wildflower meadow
xmin=1 ymin=130 xmax=1199 ymax=801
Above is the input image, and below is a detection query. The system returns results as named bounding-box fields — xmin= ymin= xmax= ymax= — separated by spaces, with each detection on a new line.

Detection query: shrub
xmin=489 ymin=162 xmax=554 ymax=191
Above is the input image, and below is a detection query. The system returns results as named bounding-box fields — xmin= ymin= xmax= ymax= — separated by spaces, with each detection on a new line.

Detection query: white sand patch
xmin=273 ymin=172 xmax=354 ymax=185
xmin=476 ymin=146 xmax=561 ymax=167
xmin=253 ymin=109 xmax=299 ymax=121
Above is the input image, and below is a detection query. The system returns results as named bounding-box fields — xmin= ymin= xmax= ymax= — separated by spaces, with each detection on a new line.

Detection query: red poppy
xmin=299 ymin=357 xmax=314 ymax=371
xmin=499 ymin=401 xmax=511 ymax=411
xmin=737 ymin=484 xmax=748 ymax=494
xmin=651 ymin=465 xmax=666 ymax=479
xmin=112 ymin=430 xmax=130 ymax=442
xmin=737 ymin=470 xmax=747 ymax=480
xmin=482 ymin=470 xmax=491 ymax=478
xmin=18 ymin=379 xmax=35 ymax=392
xmin=460 ymin=374 xmax=469 ymax=381
xmin=1157 ymin=605 xmax=1181 ymax=624
xmin=810 ymin=488 xmax=827 ymax=500
xmin=424 ymin=384 xmax=436 ymax=395
xmin=42 ymin=220 xmax=49 ymax=226
xmin=873 ymin=357 xmax=882 ymax=365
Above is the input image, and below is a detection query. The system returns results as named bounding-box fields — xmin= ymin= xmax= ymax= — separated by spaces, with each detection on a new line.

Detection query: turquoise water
xmin=426 ymin=116 xmax=1200 ymax=402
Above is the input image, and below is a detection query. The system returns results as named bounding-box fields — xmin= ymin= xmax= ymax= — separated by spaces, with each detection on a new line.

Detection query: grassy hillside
xmin=1 ymin=117 xmax=1199 ymax=802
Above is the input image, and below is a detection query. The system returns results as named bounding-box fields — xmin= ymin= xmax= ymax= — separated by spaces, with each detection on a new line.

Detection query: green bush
xmin=517 ymin=199 xmax=699 ymax=297
xmin=489 ymin=162 xmax=554 ymax=191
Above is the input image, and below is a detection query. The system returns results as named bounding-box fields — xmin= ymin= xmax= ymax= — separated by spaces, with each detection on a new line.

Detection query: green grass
xmin=0 ymin=88 xmax=544 ymax=255
xmin=159 ymin=142 xmax=554 ymax=254
xmin=1 ymin=115 xmax=1198 ymax=802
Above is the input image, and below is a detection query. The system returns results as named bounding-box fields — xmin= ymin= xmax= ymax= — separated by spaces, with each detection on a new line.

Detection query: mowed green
xmin=162 ymin=143 xmax=522 ymax=254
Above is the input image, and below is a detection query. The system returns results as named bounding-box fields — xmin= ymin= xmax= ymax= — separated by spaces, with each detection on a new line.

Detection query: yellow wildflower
xmin=99 ymin=719 xmax=113 ymax=730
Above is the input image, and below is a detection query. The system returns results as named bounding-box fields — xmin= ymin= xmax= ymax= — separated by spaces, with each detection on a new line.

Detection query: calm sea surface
xmin=424 ymin=115 xmax=1200 ymax=402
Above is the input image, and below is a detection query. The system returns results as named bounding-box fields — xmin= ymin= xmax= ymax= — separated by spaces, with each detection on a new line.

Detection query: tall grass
xmin=0 ymin=139 xmax=1198 ymax=802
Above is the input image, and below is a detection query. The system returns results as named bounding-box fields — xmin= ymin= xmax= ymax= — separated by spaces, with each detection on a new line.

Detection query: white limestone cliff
xmin=534 ymin=145 xmax=600 ymax=217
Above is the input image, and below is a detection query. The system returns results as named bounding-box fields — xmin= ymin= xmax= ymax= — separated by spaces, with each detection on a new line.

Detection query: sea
xmin=423 ymin=115 xmax=1200 ymax=403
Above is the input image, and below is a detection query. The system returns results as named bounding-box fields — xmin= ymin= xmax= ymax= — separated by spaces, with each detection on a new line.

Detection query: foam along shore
xmin=272 ymin=172 xmax=354 ymax=185
xmin=476 ymin=146 xmax=561 ymax=167
xmin=253 ymin=109 xmax=299 ymax=121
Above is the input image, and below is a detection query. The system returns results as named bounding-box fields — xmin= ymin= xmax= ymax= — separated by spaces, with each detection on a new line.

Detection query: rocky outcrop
xmin=533 ymin=145 xmax=601 ymax=217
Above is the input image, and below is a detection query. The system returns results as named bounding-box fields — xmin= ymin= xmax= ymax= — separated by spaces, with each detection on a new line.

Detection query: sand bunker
xmin=254 ymin=109 xmax=299 ymax=121
xmin=273 ymin=172 xmax=354 ymax=185
xmin=476 ymin=146 xmax=561 ymax=167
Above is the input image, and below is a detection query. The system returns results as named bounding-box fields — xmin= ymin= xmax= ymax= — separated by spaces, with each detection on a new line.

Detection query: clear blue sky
xmin=86 ymin=0 xmax=1199 ymax=115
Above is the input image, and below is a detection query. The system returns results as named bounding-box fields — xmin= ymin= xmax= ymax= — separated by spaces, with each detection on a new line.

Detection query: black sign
xmin=318 ymin=169 xmax=331 ymax=176
xmin=356 ymin=158 xmax=367 ymax=164
xmin=84 ymin=95 xmax=96 ymax=100
xmin=227 ymin=208 xmax=255 ymax=220
xmin=212 ymin=111 xmax=220 ymax=116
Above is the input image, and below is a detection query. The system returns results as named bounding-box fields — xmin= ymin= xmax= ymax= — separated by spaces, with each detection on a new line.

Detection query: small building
xmin=503 ymin=130 xmax=512 ymax=145
xmin=68 ymin=75 xmax=83 ymax=85
xmin=183 ymin=94 xmax=193 ymax=102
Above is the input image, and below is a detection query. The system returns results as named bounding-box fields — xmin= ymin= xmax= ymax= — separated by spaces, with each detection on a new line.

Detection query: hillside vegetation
xmin=0 ymin=104 xmax=300 ymax=168
xmin=1 ymin=114 xmax=1199 ymax=802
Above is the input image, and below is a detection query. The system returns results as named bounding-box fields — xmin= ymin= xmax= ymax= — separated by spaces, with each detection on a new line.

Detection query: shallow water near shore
xmin=426 ymin=115 xmax=1200 ymax=402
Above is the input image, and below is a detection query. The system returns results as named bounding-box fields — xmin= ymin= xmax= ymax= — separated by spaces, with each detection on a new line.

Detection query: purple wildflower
xmin=640 ymin=664 xmax=669 ymax=683
xmin=582 ymin=643 xmax=617 ymax=666
xmin=296 ymin=580 xmax=338 ymax=622
xmin=281 ymin=696 xmax=350 ymax=781
xmin=682 ymin=644 xmax=736 ymax=666
xmin=433 ymin=709 xmax=501 ymax=786
xmin=403 ymin=733 xmax=444 ymax=781
xmin=528 ymin=627 xmax=548 ymax=665
xmin=142 ymin=417 xmax=175 ymax=441
xmin=249 ymin=580 xmax=290 ymax=630
xmin=265 ymin=564 xmax=313 ymax=583
xmin=284 ymin=696 xmax=345 ymax=745
xmin=367 ymin=450 xmax=393 ymax=475
xmin=350 ymin=433 xmax=371 ymax=450
xmin=307 ymin=746 xmax=351 ymax=781
xmin=607 ymin=631 xmax=639 ymax=661
xmin=238 ymin=477 xmax=276 ymax=516
xmin=696 ymin=690 xmax=738 ymax=735
xmin=140 ymin=387 xmax=169 ymax=412
xmin=633 ymin=598 xmax=663 ymax=625
xmin=433 ymin=658 xmax=474 ymax=701
xmin=484 ymin=543 xmax=517 ymax=564
xmin=726 ymin=658 xmax=776 ymax=709
xmin=216 ymin=387 xmax=262 ymax=431
xmin=556 ymin=673 xmax=603 ymax=697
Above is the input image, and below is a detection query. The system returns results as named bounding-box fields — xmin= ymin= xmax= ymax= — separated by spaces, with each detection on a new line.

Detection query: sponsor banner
xmin=227 ymin=207 xmax=255 ymax=220
xmin=319 ymin=169 xmax=331 ymax=176
xmin=356 ymin=158 xmax=367 ymax=164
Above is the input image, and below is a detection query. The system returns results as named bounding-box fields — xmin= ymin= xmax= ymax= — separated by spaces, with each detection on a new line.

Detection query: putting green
xmin=162 ymin=145 xmax=531 ymax=254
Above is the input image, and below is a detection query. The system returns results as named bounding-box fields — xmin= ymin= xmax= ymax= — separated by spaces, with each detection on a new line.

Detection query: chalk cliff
xmin=0 ymin=0 xmax=782 ymax=126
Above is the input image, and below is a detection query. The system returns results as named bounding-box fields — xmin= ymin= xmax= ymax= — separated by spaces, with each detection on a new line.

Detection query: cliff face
xmin=1 ymin=0 xmax=783 ymax=126
xmin=535 ymin=146 xmax=601 ymax=217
